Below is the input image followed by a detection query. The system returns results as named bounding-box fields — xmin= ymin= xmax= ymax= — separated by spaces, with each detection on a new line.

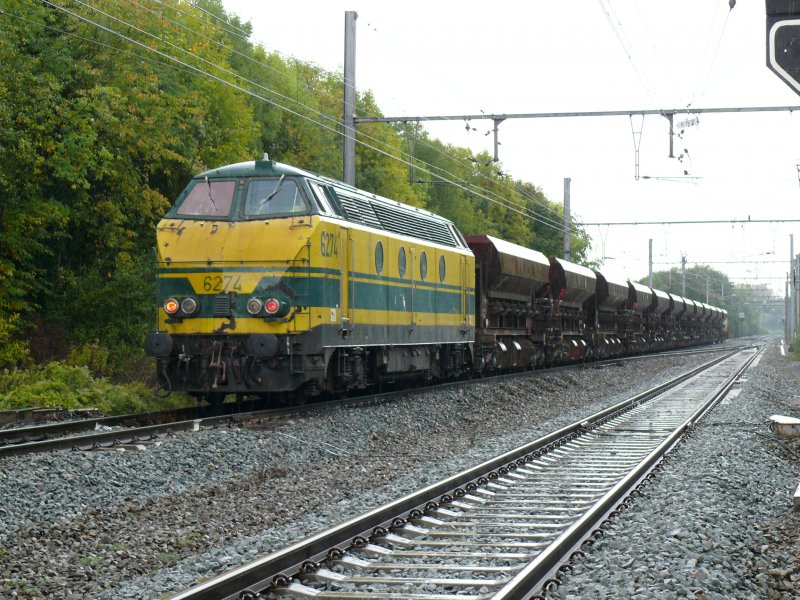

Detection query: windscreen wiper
xmin=258 ymin=175 xmax=285 ymax=208
xmin=204 ymin=176 xmax=218 ymax=213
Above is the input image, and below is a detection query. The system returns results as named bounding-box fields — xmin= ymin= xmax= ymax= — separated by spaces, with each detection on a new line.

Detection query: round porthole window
xmin=398 ymin=247 xmax=407 ymax=278
xmin=439 ymin=255 xmax=446 ymax=282
xmin=420 ymin=251 xmax=428 ymax=281
xmin=375 ymin=241 xmax=384 ymax=274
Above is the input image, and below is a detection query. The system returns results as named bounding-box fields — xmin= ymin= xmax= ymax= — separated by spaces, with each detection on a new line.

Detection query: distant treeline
xmin=0 ymin=0 xmax=590 ymax=372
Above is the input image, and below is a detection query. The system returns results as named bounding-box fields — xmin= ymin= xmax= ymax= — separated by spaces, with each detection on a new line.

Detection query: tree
xmin=641 ymin=266 xmax=782 ymax=338
xmin=0 ymin=0 xmax=592 ymax=372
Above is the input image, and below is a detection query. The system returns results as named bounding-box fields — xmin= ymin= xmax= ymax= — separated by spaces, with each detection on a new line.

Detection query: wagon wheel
xmin=206 ymin=392 xmax=226 ymax=414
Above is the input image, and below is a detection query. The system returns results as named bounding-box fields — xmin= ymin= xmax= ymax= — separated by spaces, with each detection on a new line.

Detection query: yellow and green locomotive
xmin=144 ymin=158 xmax=475 ymax=404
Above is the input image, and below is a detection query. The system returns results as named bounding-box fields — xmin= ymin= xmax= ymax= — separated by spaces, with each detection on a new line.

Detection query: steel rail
xmin=0 ymin=406 xmax=203 ymax=446
xmin=493 ymin=345 xmax=763 ymax=599
xmin=0 ymin=344 xmax=738 ymax=458
xmin=167 ymin=347 xmax=748 ymax=600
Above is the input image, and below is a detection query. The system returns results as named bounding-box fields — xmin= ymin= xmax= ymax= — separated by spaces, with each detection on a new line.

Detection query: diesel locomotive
xmin=144 ymin=158 xmax=726 ymax=405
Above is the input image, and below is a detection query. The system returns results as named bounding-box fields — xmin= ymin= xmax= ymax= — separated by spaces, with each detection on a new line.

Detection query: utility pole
xmin=648 ymin=239 xmax=653 ymax=287
xmin=706 ymin=277 xmax=709 ymax=303
xmin=791 ymin=234 xmax=795 ymax=339
xmin=681 ymin=253 xmax=686 ymax=297
xmin=563 ymin=178 xmax=571 ymax=261
xmin=796 ymin=252 xmax=800 ymax=339
xmin=786 ymin=274 xmax=790 ymax=343
xmin=342 ymin=11 xmax=357 ymax=186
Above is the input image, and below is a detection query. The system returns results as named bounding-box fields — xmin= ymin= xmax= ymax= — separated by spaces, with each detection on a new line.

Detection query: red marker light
xmin=264 ymin=298 xmax=280 ymax=315
xmin=164 ymin=298 xmax=180 ymax=315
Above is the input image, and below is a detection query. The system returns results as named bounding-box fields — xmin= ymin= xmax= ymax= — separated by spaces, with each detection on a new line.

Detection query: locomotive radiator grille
xmin=213 ymin=295 xmax=231 ymax=317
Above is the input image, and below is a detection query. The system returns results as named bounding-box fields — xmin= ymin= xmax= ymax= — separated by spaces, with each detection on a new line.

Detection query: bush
xmin=791 ymin=335 xmax=800 ymax=359
xmin=46 ymin=253 xmax=157 ymax=373
xmin=0 ymin=361 xmax=189 ymax=413
xmin=0 ymin=313 xmax=31 ymax=369
xmin=65 ymin=340 xmax=111 ymax=377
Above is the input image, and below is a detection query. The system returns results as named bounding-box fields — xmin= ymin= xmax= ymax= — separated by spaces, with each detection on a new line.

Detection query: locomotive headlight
xmin=246 ymin=297 xmax=264 ymax=315
xmin=164 ymin=297 xmax=180 ymax=315
xmin=264 ymin=297 xmax=281 ymax=315
xmin=180 ymin=297 xmax=198 ymax=315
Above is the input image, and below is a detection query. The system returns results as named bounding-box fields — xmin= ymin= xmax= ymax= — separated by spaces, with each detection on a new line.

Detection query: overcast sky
xmin=223 ymin=0 xmax=800 ymax=298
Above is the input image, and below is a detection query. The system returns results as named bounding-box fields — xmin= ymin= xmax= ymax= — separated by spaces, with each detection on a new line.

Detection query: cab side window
xmin=309 ymin=181 xmax=335 ymax=215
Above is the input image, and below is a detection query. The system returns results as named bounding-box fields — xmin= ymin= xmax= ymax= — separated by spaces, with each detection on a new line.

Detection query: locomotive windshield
xmin=170 ymin=175 xmax=312 ymax=220
xmin=175 ymin=179 xmax=235 ymax=217
xmin=243 ymin=177 xmax=308 ymax=218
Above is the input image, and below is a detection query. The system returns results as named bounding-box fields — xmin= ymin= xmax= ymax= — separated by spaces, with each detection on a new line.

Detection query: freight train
xmin=144 ymin=158 xmax=727 ymax=406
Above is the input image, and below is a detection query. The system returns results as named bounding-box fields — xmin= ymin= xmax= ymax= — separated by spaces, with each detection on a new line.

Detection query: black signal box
xmin=767 ymin=0 xmax=800 ymax=94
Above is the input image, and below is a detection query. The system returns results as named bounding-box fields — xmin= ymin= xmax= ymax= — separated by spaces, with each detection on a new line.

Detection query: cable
xmin=114 ymin=1 xmax=571 ymax=232
xmin=0 ymin=10 xmax=185 ymax=74
xmin=68 ymin=0 xmax=556 ymax=228
xmin=362 ymin=19 xmax=488 ymax=125
xmin=133 ymin=0 xmax=571 ymax=229
xmin=687 ymin=3 xmax=734 ymax=108
xmin=155 ymin=2 xmax=580 ymax=233
xmin=36 ymin=1 xmax=571 ymax=232
xmin=596 ymin=0 xmax=657 ymax=103
xmin=632 ymin=1 xmax=679 ymax=100
xmin=186 ymin=0 xmax=249 ymax=37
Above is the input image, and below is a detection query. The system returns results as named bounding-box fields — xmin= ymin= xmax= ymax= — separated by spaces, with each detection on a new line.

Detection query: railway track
xmin=167 ymin=343 xmax=761 ymax=600
xmin=0 ymin=344 xmax=738 ymax=458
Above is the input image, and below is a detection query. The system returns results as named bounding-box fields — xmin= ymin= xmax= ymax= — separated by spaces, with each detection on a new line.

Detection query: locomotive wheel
xmin=207 ymin=392 xmax=226 ymax=413
xmin=292 ymin=385 xmax=309 ymax=407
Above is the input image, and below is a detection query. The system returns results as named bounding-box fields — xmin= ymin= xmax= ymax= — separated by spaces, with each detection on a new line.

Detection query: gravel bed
xmin=548 ymin=340 xmax=800 ymax=600
xmin=0 ymin=343 xmax=794 ymax=599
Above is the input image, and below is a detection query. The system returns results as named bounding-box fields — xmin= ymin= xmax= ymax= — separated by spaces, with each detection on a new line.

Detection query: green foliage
xmin=65 ymin=341 xmax=111 ymax=378
xmin=0 ymin=363 xmax=131 ymax=411
xmin=79 ymin=555 xmax=103 ymax=567
xmin=54 ymin=253 xmax=157 ymax=361
xmin=0 ymin=0 xmax=593 ymax=399
xmin=0 ymin=313 xmax=31 ymax=369
xmin=0 ymin=361 xmax=188 ymax=413
xmin=789 ymin=335 xmax=800 ymax=359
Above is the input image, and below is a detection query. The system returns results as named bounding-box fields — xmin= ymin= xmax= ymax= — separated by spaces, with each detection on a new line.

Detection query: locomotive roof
xmin=198 ymin=160 xmax=311 ymax=179
xmin=197 ymin=160 xmax=465 ymax=248
xmin=199 ymin=159 xmax=453 ymax=224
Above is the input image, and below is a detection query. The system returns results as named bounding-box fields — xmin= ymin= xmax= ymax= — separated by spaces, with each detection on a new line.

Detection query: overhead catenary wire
xmin=131 ymin=0 xmax=571 ymax=230
xmin=581 ymin=218 xmax=800 ymax=226
xmin=56 ymin=0 xmax=556 ymax=229
xmin=363 ymin=19 xmax=487 ymax=122
xmin=654 ymin=260 xmax=788 ymax=265
xmin=596 ymin=0 xmax=658 ymax=104
xmin=186 ymin=0 xmax=249 ymax=37
xmin=0 ymin=7 xmax=572 ymax=240
xmin=34 ymin=0 xmax=574 ymax=234
xmin=631 ymin=1 xmax=680 ymax=99
xmin=0 ymin=10 xmax=189 ymax=74
xmin=358 ymin=21 xmax=571 ymax=224
xmin=115 ymin=0 xmax=573 ymax=233
xmin=687 ymin=1 xmax=734 ymax=108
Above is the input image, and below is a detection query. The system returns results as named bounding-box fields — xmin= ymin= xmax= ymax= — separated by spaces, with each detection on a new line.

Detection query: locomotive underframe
xmin=152 ymin=331 xmax=474 ymax=401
